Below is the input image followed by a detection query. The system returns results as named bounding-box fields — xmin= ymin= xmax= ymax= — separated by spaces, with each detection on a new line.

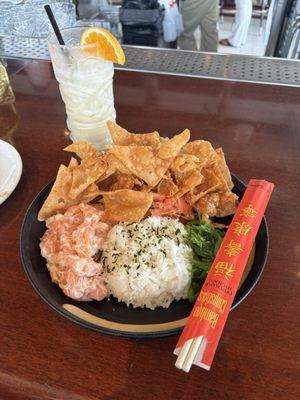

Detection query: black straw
xmin=44 ymin=5 xmax=65 ymax=45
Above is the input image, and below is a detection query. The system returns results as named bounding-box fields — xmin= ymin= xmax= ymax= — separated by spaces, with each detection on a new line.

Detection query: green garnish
xmin=186 ymin=217 xmax=225 ymax=302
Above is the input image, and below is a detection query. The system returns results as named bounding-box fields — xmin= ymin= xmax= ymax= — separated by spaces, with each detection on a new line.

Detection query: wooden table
xmin=0 ymin=60 xmax=299 ymax=400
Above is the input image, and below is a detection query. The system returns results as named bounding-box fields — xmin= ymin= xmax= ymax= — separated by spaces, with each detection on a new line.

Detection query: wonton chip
xmin=208 ymin=161 xmax=229 ymax=190
xmin=194 ymin=192 xmax=220 ymax=217
xmin=169 ymin=153 xmax=205 ymax=199
xmin=107 ymin=121 xmax=160 ymax=146
xmin=197 ymin=166 xmax=222 ymax=194
xmin=38 ymin=164 xmax=102 ymax=221
xmin=139 ymin=184 xmax=152 ymax=193
xmin=101 ymin=152 xmax=131 ymax=180
xmin=110 ymin=173 xmax=142 ymax=191
xmin=64 ymin=141 xmax=99 ymax=159
xmin=217 ymin=191 xmax=238 ymax=217
xmin=194 ymin=191 xmax=238 ymax=217
xmin=69 ymin=154 xmax=107 ymax=199
xmin=81 ymin=183 xmax=102 ymax=203
xmin=181 ymin=140 xmax=218 ymax=166
xmin=156 ymin=172 xmax=179 ymax=197
xmin=38 ymin=165 xmax=72 ymax=221
xmin=190 ymin=158 xmax=238 ymax=217
xmin=64 ymin=139 xmax=130 ymax=182
xmin=171 ymin=154 xmax=202 ymax=174
xmin=156 ymin=129 xmax=190 ymax=160
xmin=101 ymin=189 xmax=153 ymax=223
xmin=207 ymin=161 xmax=237 ymax=214
xmin=215 ymin=147 xmax=234 ymax=190
xmin=97 ymin=174 xmax=116 ymax=191
xmin=98 ymin=172 xmax=142 ymax=192
xmin=68 ymin=157 xmax=79 ymax=169
xmin=173 ymin=169 xmax=203 ymax=199
xmin=184 ymin=167 xmax=221 ymax=205
xmin=108 ymin=129 xmax=190 ymax=187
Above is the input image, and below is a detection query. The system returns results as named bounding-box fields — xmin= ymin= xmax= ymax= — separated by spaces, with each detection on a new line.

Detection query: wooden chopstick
xmin=175 ymin=338 xmax=193 ymax=370
xmin=182 ymin=337 xmax=203 ymax=372
xmin=175 ymin=336 xmax=204 ymax=372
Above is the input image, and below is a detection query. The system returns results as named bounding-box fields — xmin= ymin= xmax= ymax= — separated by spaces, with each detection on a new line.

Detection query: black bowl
xmin=20 ymin=175 xmax=269 ymax=338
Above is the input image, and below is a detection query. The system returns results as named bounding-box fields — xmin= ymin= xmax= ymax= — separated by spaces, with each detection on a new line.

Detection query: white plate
xmin=0 ymin=140 xmax=22 ymax=205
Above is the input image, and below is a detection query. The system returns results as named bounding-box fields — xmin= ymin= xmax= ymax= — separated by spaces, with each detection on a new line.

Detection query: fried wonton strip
xmin=108 ymin=129 xmax=190 ymax=187
xmin=107 ymin=121 xmax=161 ymax=146
xmin=64 ymin=145 xmax=110 ymax=194
xmin=156 ymin=172 xmax=179 ymax=197
xmin=198 ymin=166 xmax=222 ymax=194
xmin=38 ymin=165 xmax=102 ymax=221
xmin=173 ymin=169 xmax=204 ymax=199
xmin=215 ymin=147 xmax=234 ymax=190
xmin=110 ymin=173 xmax=142 ymax=191
xmin=194 ymin=192 xmax=220 ymax=217
xmin=206 ymin=161 xmax=237 ymax=216
xmin=181 ymin=140 xmax=218 ymax=166
xmin=171 ymin=154 xmax=202 ymax=174
xmin=68 ymin=144 xmax=137 ymax=188
xmin=191 ymin=158 xmax=238 ymax=217
xmin=156 ymin=129 xmax=190 ymax=159
xmin=107 ymin=145 xmax=156 ymax=185
xmin=216 ymin=191 xmax=238 ymax=217
xmin=184 ymin=167 xmax=221 ymax=205
xmin=38 ymin=165 xmax=72 ymax=221
xmin=101 ymin=189 xmax=153 ymax=223
xmin=102 ymin=152 xmax=131 ymax=179
xmin=64 ymin=142 xmax=100 ymax=159
xmin=194 ymin=190 xmax=238 ymax=218
xmin=98 ymin=172 xmax=142 ymax=192
xmin=68 ymin=157 xmax=79 ymax=169
xmin=69 ymin=155 xmax=107 ymax=199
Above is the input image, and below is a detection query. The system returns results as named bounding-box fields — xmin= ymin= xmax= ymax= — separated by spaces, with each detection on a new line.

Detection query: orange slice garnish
xmin=80 ymin=27 xmax=125 ymax=65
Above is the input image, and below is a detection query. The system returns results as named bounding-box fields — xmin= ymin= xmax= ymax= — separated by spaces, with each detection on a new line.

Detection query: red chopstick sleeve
xmin=174 ymin=179 xmax=274 ymax=370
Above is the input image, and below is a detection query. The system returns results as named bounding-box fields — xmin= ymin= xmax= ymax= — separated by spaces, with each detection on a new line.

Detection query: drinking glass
xmin=48 ymin=27 xmax=115 ymax=149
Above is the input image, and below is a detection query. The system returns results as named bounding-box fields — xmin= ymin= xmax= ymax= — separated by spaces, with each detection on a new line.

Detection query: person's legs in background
xmin=221 ymin=0 xmax=252 ymax=47
xmin=199 ymin=0 xmax=219 ymax=51
xmin=178 ymin=0 xmax=201 ymax=51
xmin=238 ymin=0 xmax=252 ymax=46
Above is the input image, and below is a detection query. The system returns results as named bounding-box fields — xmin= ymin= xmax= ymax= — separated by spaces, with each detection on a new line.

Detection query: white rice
xmin=102 ymin=216 xmax=193 ymax=309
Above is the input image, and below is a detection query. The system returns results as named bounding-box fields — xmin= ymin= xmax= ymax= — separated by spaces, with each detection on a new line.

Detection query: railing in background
xmin=0 ymin=42 xmax=299 ymax=87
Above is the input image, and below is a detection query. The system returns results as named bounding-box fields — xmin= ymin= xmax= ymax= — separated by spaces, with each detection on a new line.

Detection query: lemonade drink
xmin=48 ymin=27 xmax=116 ymax=150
